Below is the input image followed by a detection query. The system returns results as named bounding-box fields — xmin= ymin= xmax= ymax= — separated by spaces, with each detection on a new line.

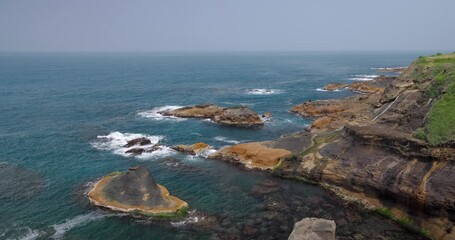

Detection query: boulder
xmin=87 ymin=166 xmax=188 ymax=216
xmin=288 ymin=218 xmax=336 ymax=240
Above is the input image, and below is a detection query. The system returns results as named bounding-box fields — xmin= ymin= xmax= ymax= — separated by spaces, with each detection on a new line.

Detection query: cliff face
xmin=279 ymin=53 xmax=455 ymax=239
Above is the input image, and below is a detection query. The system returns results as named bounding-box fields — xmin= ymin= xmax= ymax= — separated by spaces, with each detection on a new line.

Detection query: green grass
xmin=409 ymin=53 xmax=455 ymax=146
xmin=412 ymin=128 xmax=426 ymax=141
xmin=426 ymin=82 xmax=455 ymax=145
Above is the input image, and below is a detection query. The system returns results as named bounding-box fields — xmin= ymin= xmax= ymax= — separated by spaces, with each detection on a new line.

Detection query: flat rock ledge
xmin=172 ymin=142 xmax=211 ymax=155
xmin=288 ymin=218 xmax=336 ymax=240
xmin=159 ymin=104 xmax=264 ymax=127
xmin=208 ymin=142 xmax=291 ymax=169
xmin=88 ymin=166 xmax=188 ymax=217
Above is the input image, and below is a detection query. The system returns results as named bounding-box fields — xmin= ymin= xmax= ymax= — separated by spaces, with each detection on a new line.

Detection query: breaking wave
xmin=214 ymin=136 xmax=240 ymax=144
xmin=348 ymin=74 xmax=379 ymax=81
xmin=246 ymin=89 xmax=283 ymax=95
xmin=91 ymin=132 xmax=175 ymax=158
xmin=137 ymin=106 xmax=186 ymax=121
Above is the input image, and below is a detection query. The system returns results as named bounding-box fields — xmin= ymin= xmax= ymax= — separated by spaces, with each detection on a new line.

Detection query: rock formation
xmin=173 ymin=142 xmax=211 ymax=155
xmin=88 ymin=166 xmax=188 ymax=216
xmin=159 ymin=104 xmax=264 ymax=127
xmin=210 ymin=53 xmax=455 ymax=239
xmin=209 ymin=142 xmax=291 ymax=169
xmin=124 ymin=137 xmax=152 ymax=148
xmin=288 ymin=218 xmax=336 ymax=240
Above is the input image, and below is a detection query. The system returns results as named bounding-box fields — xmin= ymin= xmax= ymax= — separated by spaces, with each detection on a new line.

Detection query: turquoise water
xmin=0 ymin=52 xmax=429 ymax=239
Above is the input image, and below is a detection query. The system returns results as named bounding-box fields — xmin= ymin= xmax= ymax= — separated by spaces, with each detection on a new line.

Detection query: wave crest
xmin=246 ymin=89 xmax=283 ymax=95
xmin=137 ymin=106 xmax=186 ymax=121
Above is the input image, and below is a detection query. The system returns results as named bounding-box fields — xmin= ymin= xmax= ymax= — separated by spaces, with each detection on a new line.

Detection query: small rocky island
xmin=159 ymin=104 xmax=264 ymax=127
xmin=88 ymin=166 xmax=188 ymax=216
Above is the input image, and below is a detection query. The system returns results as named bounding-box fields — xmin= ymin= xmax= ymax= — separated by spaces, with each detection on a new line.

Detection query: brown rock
xmin=159 ymin=104 xmax=264 ymax=127
xmin=87 ymin=166 xmax=188 ymax=216
xmin=262 ymin=112 xmax=272 ymax=118
xmin=322 ymin=83 xmax=347 ymax=91
xmin=209 ymin=142 xmax=291 ymax=169
xmin=347 ymin=82 xmax=384 ymax=94
xmin=311 ymin=116 xmax=333 ymax=130
xmin=173 ymin=142 xmax=211 ymax=155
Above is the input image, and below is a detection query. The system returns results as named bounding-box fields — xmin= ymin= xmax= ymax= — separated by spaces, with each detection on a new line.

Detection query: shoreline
xmin=206 ymin=53 xmax=455 ymax=239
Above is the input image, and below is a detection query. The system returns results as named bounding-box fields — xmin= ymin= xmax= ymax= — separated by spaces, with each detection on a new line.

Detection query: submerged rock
xmin=288 ymin=218 xmax=336 ymax=240
xmin=159 ymin=104 xmax=264 ymax=127
xmin=88 ymin=166 xmax=188 ymax=216
xmin=173 ymin=142 xmax=211 ymax=155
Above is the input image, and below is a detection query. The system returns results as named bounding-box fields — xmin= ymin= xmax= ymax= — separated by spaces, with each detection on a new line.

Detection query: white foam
xmin=15 ymin=228 xmax=41 ymax=240
xmin=246 ymin=89 xmax=283 ymax=95
xmin=214 ymin=136 xmax=240 ymax=144
xmin=348 ymin=74 xmax=379 ymax=81
xmin=316 ymin=88 xmax=340 ymax=92
xmin=91 ymin=132 xmax=175 ymax=158
xmin=371 ymin=67 xmax=406 ymax=70
xmin=196 ymin=148 xmax=217 ymax=158
xmin=137 ymin=106 xmax=187 ymax=121
xmin=170 ymin=210 xmax=205 ymax=227
xmin=51 ymin=213 xmax=105 ymax=239
xmin=135 ymin=146 xmax=175 ymax=159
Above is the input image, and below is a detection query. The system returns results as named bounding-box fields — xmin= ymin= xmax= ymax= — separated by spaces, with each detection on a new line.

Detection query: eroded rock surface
xmin=209 ymin=142 xmax=291 ymax=169
xmin=173 ymin=142 xmax=211 ymax=155
xmin=88 ymin=166 xmax=187 ymax=216
xmin=288 ymin=218 xmax=336 ymax=240
xmin=159 ymin=104 xmax=263 ymax=127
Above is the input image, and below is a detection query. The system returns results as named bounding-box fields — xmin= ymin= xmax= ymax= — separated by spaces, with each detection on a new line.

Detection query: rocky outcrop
xmin=274 ymin=125 xmax=455 ymax=239
xmin=320 ymin=82 xmax=384 ymax=94
xmin=159 ymin=104 xmax=263 ymax=127
xmin=322 ymin=83 xmax=347 ymax=91
xmin=375 ymin=67 xmax=407 ymax=73
xmin=88 ymin=166 xmax=188 ymax=216
xmin=124 ymin=137 xmax=152 ymax=148
xmin=209 ymin=142 xmax=291 ymax=169
xmin=290 ymin=93 xmax=381 ymax=131
xmin=288 ymin=218 xmax=336 ymax=240
xmin=173 ymin=142 xmax=211 ymax=155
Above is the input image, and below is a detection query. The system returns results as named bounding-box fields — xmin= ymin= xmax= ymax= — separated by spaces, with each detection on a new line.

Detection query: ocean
xmin=0 ymin=52 xmax=429 ymax=239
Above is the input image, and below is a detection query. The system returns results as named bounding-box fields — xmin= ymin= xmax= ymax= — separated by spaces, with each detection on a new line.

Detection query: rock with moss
xmin=88 ymin=166 xmax=188 ymax=217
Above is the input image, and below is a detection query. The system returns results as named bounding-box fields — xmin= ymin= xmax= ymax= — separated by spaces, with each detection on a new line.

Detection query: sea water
xmin=0 ymin=52 xmax=430 ymax=239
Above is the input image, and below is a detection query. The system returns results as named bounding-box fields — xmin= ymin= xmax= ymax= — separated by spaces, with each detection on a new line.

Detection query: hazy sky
xmin=1 ymin=0 xmax=454 ymax=52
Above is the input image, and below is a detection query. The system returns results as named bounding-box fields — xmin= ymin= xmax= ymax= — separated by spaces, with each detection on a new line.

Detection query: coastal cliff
xmin=209 ymin=53 xmax=455 ymax=239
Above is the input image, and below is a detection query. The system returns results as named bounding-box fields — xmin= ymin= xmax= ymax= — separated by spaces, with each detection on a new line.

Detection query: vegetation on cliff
xmin=409 ymin=53 xmax=455 ymax=146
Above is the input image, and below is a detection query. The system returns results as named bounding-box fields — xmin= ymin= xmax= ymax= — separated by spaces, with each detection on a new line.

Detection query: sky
xmin=0 ymin=0 xmax=454 ymax=52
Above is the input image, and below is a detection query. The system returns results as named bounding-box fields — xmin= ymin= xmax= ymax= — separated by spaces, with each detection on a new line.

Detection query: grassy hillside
xmin=410 ymin=53 xmax=455 ymax=146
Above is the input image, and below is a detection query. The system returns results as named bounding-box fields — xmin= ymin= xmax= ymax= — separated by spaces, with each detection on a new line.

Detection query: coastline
xmin=207 ymin=53 xmax=455 ymax=239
